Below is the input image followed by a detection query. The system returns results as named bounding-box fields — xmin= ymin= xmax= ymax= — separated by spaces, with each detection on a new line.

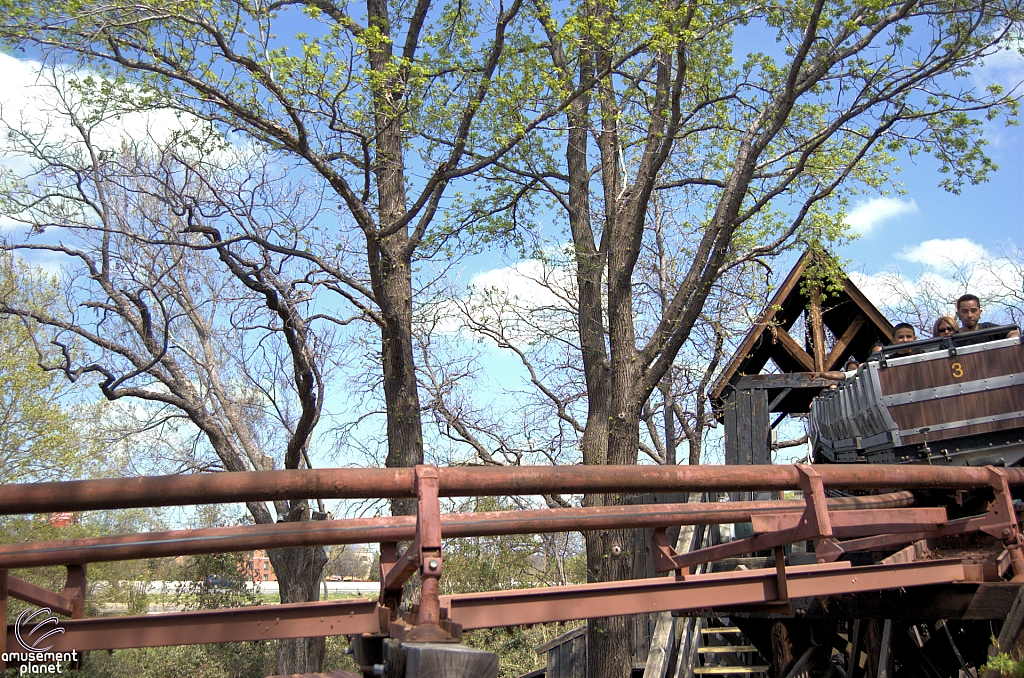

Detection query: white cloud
xmin=468 ymin=259 xmax=575 ymax=310
xmin=897 ymin=238 xmax=989 ymax=269
xmin=843 ymin=197 xmax=918 ymax=235
xmin=976 ymin=38 xmax=1024 ymax=94
xmin=850 ymin=242 xmax=1023 ymax=325
xmin=447 ymin=252 xmax=580 ymax=346
xmin=0 ymin=54 xmax=236 ymax=179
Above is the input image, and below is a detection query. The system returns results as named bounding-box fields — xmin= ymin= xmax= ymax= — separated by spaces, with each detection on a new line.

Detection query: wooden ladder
xmin=693 ymin=624 xmax=769 ymax=676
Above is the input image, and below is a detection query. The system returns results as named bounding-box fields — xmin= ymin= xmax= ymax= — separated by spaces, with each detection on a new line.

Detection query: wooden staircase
xmin=693 ymin=623 xmax=769 ymax=676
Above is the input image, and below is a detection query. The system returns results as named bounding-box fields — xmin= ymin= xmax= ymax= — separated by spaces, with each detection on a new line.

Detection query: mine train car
xmin=809 ymin=324 xmax=1024 ymax=467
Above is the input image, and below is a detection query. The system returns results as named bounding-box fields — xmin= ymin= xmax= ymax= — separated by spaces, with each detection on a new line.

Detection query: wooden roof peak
xmin=709 ymin=249 xmax=894 ymax=406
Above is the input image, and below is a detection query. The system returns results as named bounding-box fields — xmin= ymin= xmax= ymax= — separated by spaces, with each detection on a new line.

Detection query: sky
xmin=835 ymin=43 xmax=1024 ymax=319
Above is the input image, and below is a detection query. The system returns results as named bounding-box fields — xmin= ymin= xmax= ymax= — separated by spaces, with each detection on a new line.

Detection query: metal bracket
xmin=649 ymin=528 xmax=683 ymax=575
xmin=981 ymin=467 xmax=1024 ymax=580
xmin=651 ymin=465 xmax=837 ymax=572
xmin=773 ymin=546 xmax=792 ymax=613
xmin=378 ymin=466 xmax=453 ymax=642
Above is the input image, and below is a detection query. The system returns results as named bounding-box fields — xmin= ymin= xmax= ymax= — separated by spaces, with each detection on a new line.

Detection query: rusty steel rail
xmin=2 ymin=560 xmax=967 ymax=653
xmin=4 ymin=598 xmax=382 ymax=652
xmin=440 ymin=559 xmax=965 ymax=630
xmin=0 ymin=464 xmax=1021 ymax=515
xmin=2 ymin=463 xmax=1024 ymax=664
xmin=0 ymin=492 xmax=915 ymax=569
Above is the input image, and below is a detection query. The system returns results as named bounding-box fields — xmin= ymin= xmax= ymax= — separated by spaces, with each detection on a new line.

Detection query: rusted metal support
xmin=7 ymin=575 xmax=75 ymax=616
xmin=981 ymin=468 xmax=1024 ymax=580
xmin=796 ymin=465 xmax=836 ymax=563
xmin=5 ymin=598 xmax=381 ymax=652
xmin=63 ymin=564 xmax=86 ymax=620
xmin=440 ymin=560 xmax=964 ymax=631
xmin=650 ymin=466 xmax=946 ymax=572
xmin=658 ymin=508 xmax=947 ymax=572
xmin=1 ymin=570 xmax=7 ymax=672
xmin=775 ymin=547 xmax=789 ymax=605
xmin=1 ymin=465 xmax=1022 ymax=515
xmin=406 ymin=466 xmax=449 ymax=642
xmin=379 ymin=542 xmax=400 ymax=614
xmin=0 ymin=492 xmax=916 ymax=570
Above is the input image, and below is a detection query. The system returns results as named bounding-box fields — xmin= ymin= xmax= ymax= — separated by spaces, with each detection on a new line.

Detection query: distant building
xmin=247 ymin=549 xmax=277 ymax=582
xmin=46 ymin=512 xmax=77 ymax=527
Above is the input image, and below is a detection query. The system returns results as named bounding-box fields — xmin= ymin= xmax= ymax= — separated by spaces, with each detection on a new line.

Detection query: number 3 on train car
xmin=951 ymin=362 xmax=964 ymax=378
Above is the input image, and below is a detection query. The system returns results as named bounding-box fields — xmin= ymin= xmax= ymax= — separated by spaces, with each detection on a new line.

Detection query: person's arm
xmin=812 ymin=371 xmax=849 ymax=381
xmin=1009 ymin=329 xmax=1021 ymax=338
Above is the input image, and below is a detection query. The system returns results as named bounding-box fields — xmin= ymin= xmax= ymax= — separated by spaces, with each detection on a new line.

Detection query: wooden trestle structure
xmin=2 ymin=463 xmax=1024 ymax=677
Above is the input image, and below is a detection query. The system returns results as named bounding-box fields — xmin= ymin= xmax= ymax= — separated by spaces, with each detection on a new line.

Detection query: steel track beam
xmin=3 ymin=598 xmax=381 ymax=652
xmin=0 ymin=493 xmax=915 ymax=569
xmin=0 ymin=465 xmax=1021 ymax=515
xmin=441 ymin=560 xmax=965 ymax=630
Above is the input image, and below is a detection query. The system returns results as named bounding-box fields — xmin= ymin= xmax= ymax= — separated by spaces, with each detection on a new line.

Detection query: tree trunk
xmin=366 ymin=0 xmax=425 ymax=520
xmin=268 ymin=540 xmax=330 ymax=674
xmin=377 ymin=250 xmax=424 ymax=518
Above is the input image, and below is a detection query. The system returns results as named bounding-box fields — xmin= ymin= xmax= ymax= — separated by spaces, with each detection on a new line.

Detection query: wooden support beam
xmin=877 ymin=620 xmax=893 ymax=678
xmin=774 ymin=330 xmax=816 ymax=372
xmin=736 ymin=374 xmax=834 ymax=390
xmin=809 ymin=287 xmax=827 ymax=372
xmin=982 ymin=587 xmax=1024 ymax=677
xmin=825 ymin=316 xmax=866 ymax=370
xmin=848 ymin=620 xmax=862 ymax=678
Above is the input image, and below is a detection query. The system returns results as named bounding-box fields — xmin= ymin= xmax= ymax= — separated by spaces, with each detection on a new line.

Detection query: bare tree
xmin=0 ymin=82 xmax=346 ymax=669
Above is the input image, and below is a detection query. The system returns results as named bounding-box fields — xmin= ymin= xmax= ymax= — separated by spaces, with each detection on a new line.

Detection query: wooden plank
xmin=548 ymin=638 xmax=561 ymax=678
xmin=737 ymin=390 xmax=754 ymax=467
xmin=841 ymin=278 xmax=895 ymax=343
xmin=693 ymin=667 xmax=769 ymax=675
xmin=736 ymin=374 xmax=835 ymax=390
xmin=847 ymin=620 xmax=862 ymax=678
xmin=724 ymin=393 xmax=741 ymax=467
xmin=404 ymin=643 xmax=499 ymax=678
xmin=876 ymin=620 xmax=892 ymax=678
xmin=536 ymin=625 xmax=587 ymax=654
xmin=774 ymin=330 xmax=816 ymax=372
xmin=750 ymin=390 xmax=770 ymax=466
xmin=995 ymin=586 xmax=1024 ymax=654
xmin=571 ymin=634 xmax=586 ymax=678
xmin=809 ymin=287 xmax=827 ymax=372
xmin=825 ymin=316 xmax=866 ymax=371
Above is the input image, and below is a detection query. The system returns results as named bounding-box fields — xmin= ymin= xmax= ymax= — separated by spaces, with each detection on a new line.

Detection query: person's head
xmin=845 ymin=358 xmax=859 ymax=371
xmin=932 ymin=316 xmax=958 ymax=338
xmin=957 ymin=294 xmax=983 ymax=331
xmin=893 ymin=323 xmax=917 ymax=344
xmin=869 ymin=341 xmax=884 ymax=356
